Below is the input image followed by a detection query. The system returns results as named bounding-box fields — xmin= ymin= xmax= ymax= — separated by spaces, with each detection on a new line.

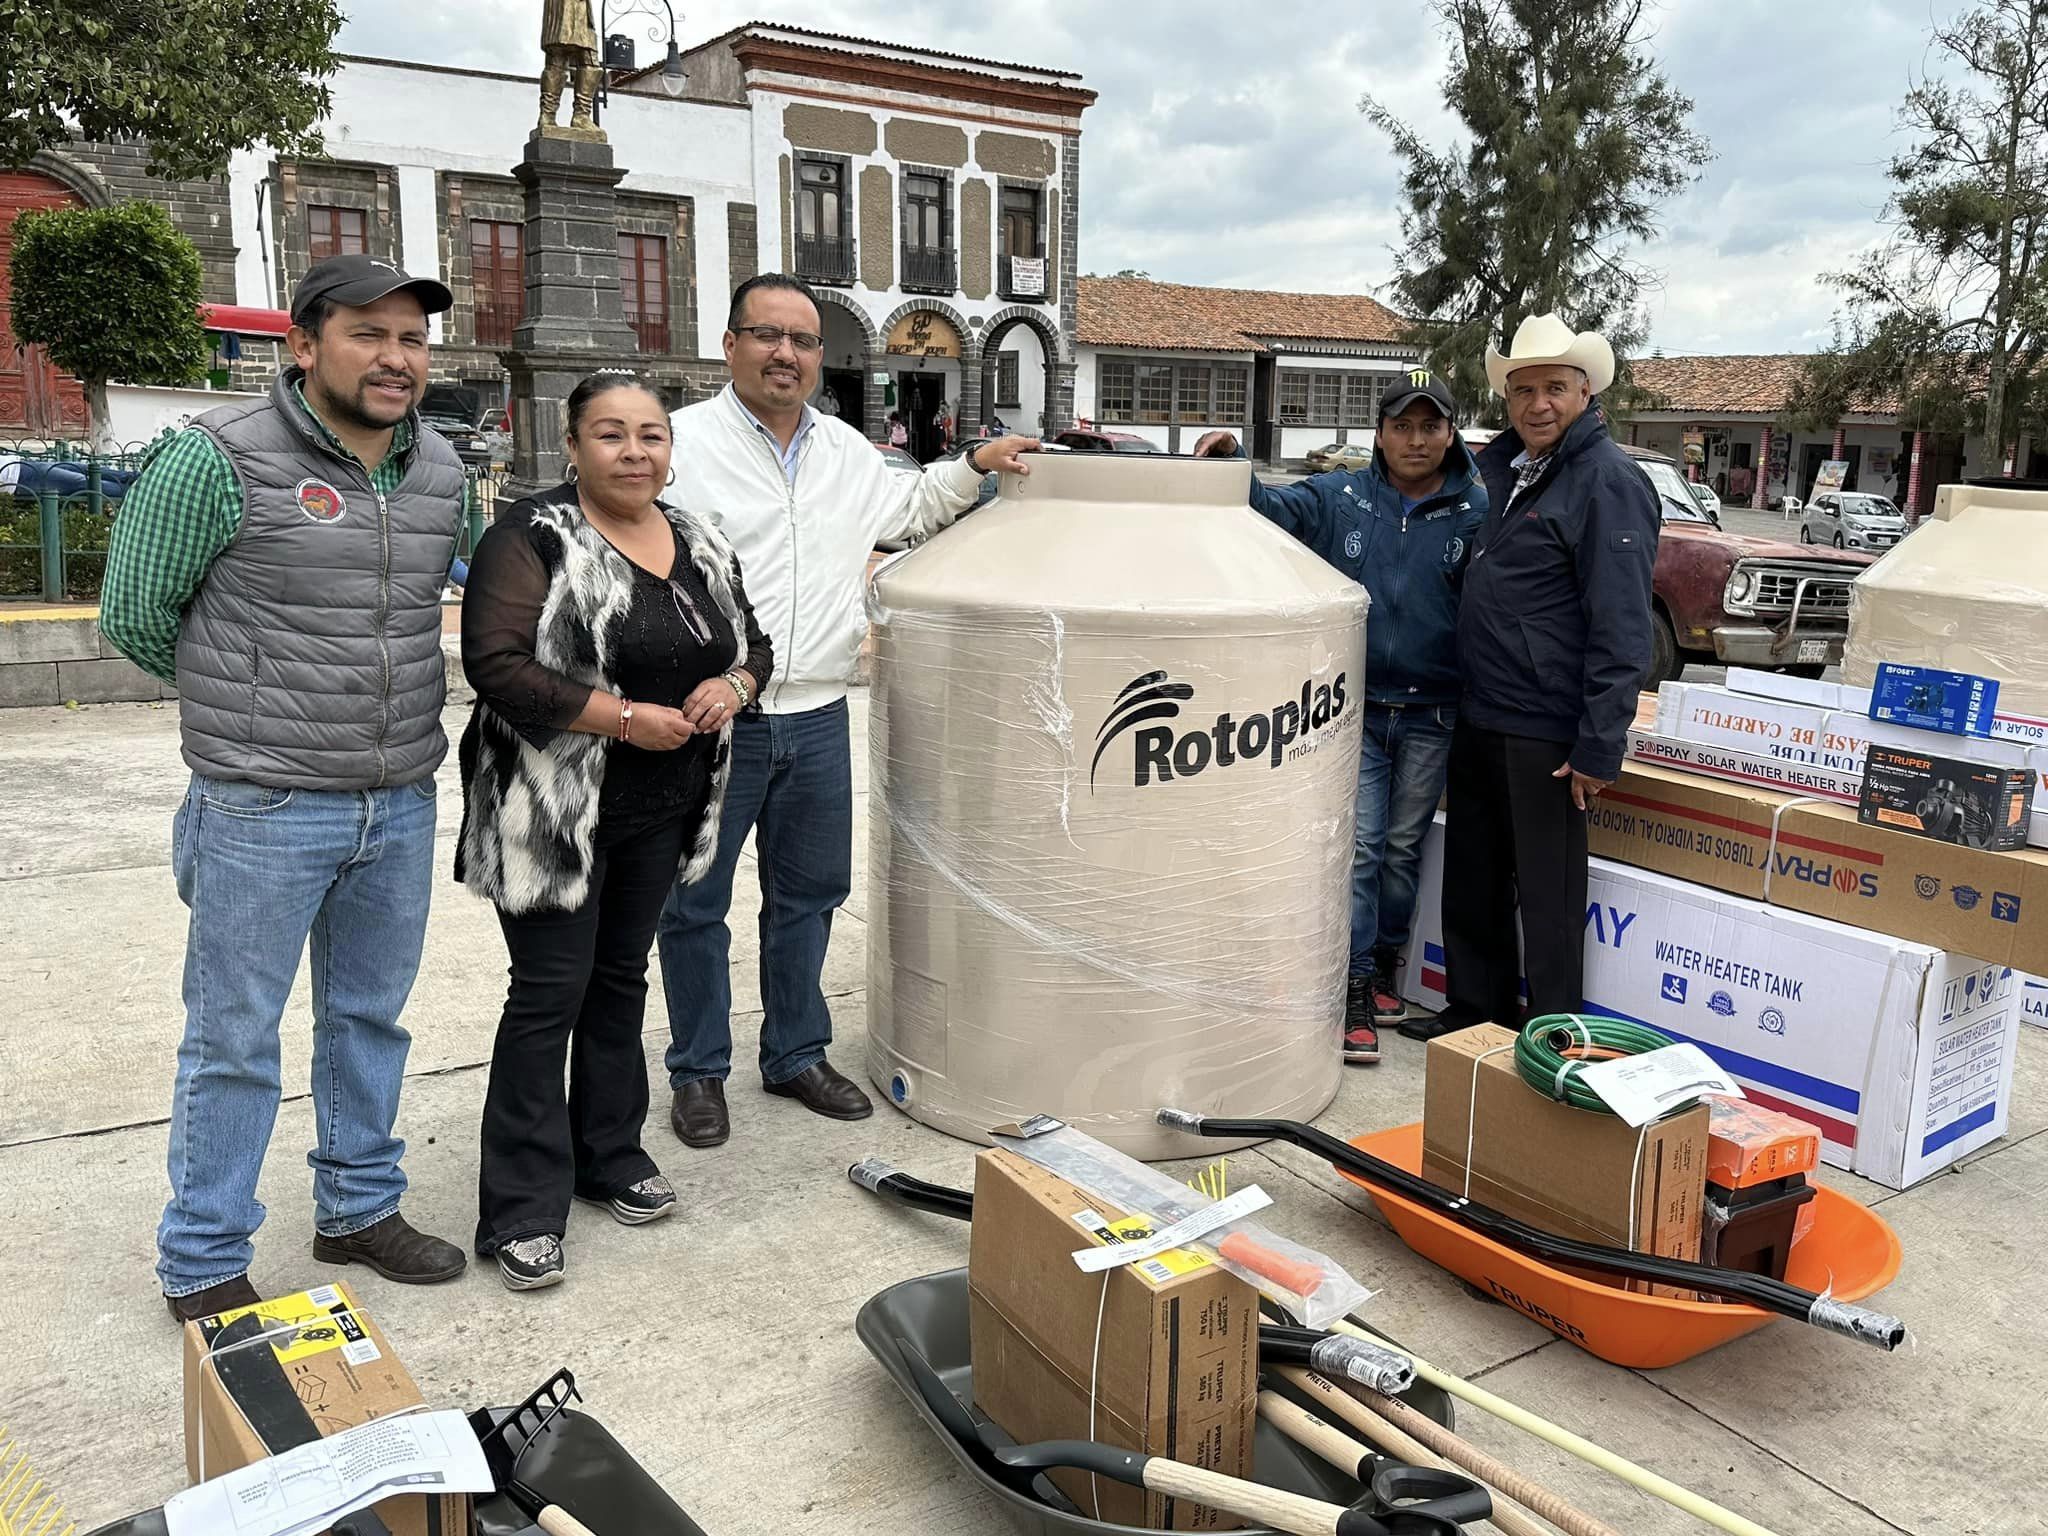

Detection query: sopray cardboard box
xmin=1402 ymin=815 xmax=2022 ymax=1189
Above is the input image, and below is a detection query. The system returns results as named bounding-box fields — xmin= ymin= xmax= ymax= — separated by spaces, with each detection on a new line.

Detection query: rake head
xmin=0 ymin=1429 xmax=74 ymax=1536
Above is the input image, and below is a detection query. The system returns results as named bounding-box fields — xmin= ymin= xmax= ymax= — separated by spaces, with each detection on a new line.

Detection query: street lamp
xmin=595 ymin=0 xmax=687 ymax=123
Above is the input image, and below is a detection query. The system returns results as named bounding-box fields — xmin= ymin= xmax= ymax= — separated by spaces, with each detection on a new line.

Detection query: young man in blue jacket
xmin=1197 ymin=371 xmax=1485 ymax=1064
xmin=1408 ymin=315 xmax=1659 ymax=1041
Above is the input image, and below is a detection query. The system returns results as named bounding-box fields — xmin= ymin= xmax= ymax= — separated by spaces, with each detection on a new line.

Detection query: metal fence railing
xmin=3 ymin=437 xmax=501 ymax=604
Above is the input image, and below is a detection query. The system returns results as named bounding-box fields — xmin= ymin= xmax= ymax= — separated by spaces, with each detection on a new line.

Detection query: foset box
xmin=181 ymin=1282 xmax=468 ymax=1536
xmin=967 ymin=1148 xmax=1257 ymax=1530
xmin=1588 ymin=760 xmax=2048 ymax=970
xmin=1870 ymin=663 xmax=2001 ymax=737
xmin=1726 ymin=666 xmax=2048 ymax=749
xmin=1421 ymin=1023 xmax=1706 ymax=1296
xmin=1401 ymin=814 xmax=2022 ymax=1188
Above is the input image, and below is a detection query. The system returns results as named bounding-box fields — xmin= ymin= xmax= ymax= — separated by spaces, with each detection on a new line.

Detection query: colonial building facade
xmin=1 ymin=24 xmax=1093 ymax=446
xmin=1073 ymin=278 xmax=1422 ymax=461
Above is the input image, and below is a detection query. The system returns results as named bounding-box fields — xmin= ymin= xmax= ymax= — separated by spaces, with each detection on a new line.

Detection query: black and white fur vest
xmin=459 ymin=490 xmax=747 ymax=916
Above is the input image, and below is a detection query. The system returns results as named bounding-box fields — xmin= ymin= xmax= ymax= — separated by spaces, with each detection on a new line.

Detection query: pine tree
xmin=1792 ymin=0 xmax=2048 ymax=472
xmin=1364 ymin=0 xmax=1710 ymax=419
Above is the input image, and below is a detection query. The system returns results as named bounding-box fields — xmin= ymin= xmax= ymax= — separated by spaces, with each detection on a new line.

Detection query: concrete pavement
xmin=1 ymin=692 xmax=2042 ymax=1534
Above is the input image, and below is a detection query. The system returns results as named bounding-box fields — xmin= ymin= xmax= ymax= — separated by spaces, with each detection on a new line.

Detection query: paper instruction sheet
xmin=164 ymin=1408 xmax=493 ymax=1536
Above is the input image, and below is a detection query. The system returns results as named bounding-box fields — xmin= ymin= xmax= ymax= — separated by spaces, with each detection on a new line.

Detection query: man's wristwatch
xmin=965 ymin=441 xmax=987 ymax=475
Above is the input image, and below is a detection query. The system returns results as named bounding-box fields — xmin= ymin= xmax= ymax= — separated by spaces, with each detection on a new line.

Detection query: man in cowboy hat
xmin=1403 ymin=314 xmax=1658 ymax=1040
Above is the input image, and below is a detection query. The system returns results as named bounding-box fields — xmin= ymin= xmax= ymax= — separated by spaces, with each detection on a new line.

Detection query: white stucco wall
xmin=104 ymin=383 xmax=265 ymax=444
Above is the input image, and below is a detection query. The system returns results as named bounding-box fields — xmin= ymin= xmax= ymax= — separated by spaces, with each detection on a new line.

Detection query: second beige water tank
xmin=866 ymin=453 xmax=1368 ymax=1158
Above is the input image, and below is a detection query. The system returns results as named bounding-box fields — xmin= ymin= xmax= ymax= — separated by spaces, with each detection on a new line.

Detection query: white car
xmin=1801 ymin=491 xmax=1907 ymax=551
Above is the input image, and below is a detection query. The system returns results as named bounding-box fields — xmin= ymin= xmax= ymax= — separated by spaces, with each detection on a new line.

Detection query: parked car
xmin=1685 ymin=479 xmax=1723 ymax=520
xmin=1623 ymin=446 xmax=1875 ymax=684
xmin=1305 ymin=442 xmax=1372 ymax=473
xmin=418 ymin=384 xmax=491 ymax=467
xmin=876 ymin=442 xmax=922 ymax=479
xmin=1051 ymin=428 xmax=1163 ymax=454
xmin=1801 ymin=490 xmax=1908 ymax=552
xmin=476 ymin=406 xmax=513 ymax=467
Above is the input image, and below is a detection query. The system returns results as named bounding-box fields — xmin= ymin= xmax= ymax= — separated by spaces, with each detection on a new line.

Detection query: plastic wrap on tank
xmin=1846 ymin=481 xmax=2048 ymax=716
xmin=865 ymin=451 xmax=1370 ymax=1158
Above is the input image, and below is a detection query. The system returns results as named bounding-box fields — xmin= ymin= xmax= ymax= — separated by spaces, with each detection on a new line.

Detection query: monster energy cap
xmin=291 ymin=254 xmax=454 ymax=323
xmin=1379 ymin=369 xmax=1458 ymax=423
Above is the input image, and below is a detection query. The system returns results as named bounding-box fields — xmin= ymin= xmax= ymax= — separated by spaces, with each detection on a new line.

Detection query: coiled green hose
xmin=1514 ymin=1014 xmax=1675 ymax=1113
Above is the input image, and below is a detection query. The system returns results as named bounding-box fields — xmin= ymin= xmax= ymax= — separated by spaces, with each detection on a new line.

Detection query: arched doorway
xmin=0 ymin=169 xmax=89 ymax=438
xmin=977 ymin=306 xmax=1067 ymax=439
xmin=813 ymin=289 xmax=877 ymax=437
xmin=881 ymin=300 xmax=971 ymax=461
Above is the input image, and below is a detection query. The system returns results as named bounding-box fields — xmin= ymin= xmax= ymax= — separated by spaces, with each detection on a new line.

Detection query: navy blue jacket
xmin=1460 ymin=408 xmax=1659 ymax=780
xmin=1246 ymin=438 xmax=1487 ymax=708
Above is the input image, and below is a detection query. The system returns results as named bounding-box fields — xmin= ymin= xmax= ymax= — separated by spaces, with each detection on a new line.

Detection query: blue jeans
xmin=1351 ymin=703 xmax=1457 ymax=977
xmin=657 ymin=700 xmax=853 ymax=1087
xmin=156 ymin=772 xmax=438 ymax=1295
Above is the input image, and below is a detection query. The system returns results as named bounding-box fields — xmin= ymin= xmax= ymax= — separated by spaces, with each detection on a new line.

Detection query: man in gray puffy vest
xmin=103 ymin=255 xmax=471 ymax=1321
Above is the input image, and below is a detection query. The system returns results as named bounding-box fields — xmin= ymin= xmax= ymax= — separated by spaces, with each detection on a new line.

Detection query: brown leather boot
xmin=312 ymin=1212 xmax=465 ymax=1284
xmin=671 ymin=1079 xmax=730 ymax=1147
xmin=764 ymin=1059 xmax=874 ymax=1120
xmin=164 ymin=1273 xmax=262 ymax=1324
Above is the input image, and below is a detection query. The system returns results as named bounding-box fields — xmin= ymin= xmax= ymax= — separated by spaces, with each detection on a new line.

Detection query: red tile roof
xmin=1077 ymin=278 xmax=1410 ymax=354
xmin=1630 ymin=354 xmax=1899 ymax=416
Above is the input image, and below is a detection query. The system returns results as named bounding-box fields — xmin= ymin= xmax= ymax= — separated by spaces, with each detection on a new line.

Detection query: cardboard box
xmin=1402 ymin=815 xmax=2023 ymax=1188
xmin=1726 ymin=665 xmax=2048 ymax=748
xmin=1859 ymin=744 xmax=2032 ymax=850
xmin=1420 ymin=1024 xmax=1707 ymax=1296
xmin=2022 ymin=975 xmax=2048 ymax=1031
xmin=1647 ymin=684 xmax=2048 ymax=847
xmin=1870 ymin=662 xmax=2000 ymax=736
xmin=182 ymin=1282 xmax=467 ymax=1536
xmin=967 ymin=1149 xmax=1257 ymax=1530
xmin=1589 ymin=760 xmax=2048 ymax=970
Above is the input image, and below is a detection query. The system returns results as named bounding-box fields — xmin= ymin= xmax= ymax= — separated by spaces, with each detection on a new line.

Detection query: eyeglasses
xmin=668 ymin=578 xmax=713 ymax=645
xmin=735 ymin=324 xmax=823 ymax=354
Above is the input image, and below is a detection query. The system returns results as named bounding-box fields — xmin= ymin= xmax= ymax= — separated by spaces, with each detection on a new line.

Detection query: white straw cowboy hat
xmin=1485 ymin=313 xmax=1616 ymax=397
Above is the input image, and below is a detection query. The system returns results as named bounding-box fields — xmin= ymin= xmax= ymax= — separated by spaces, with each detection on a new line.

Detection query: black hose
xmin=848 ymin=1157 xmax=974 ymax=1221
xmin=1156 ymin=1110 xmax=1905 ymax=1351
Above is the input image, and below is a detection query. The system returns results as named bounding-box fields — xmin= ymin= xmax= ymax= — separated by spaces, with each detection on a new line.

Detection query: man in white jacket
xmin=659 ymin=274 xmax=1037 ymax=1146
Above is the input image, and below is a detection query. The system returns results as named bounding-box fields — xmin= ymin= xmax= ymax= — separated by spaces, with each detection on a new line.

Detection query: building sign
xmin=1682 ymin=428 xmax=1706 ymax=466
xmin=1813 ymin=459 xmax=1850 ymax=498
xmin=885 ymin=312 xmax=962 ymax=359
xmin=1008 ymin=256 xmax=1047 ymax=299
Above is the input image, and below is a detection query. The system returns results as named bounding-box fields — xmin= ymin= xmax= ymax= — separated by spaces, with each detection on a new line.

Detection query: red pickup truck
xmin=1625 ymin=446 xmax=1874 ymax=684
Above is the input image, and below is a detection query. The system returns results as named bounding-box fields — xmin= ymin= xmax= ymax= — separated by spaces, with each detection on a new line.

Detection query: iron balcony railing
xmin=900 ymin=244 xmax=957 ymax=293
xmin=794 ymin=234 xmax=857 ymax=285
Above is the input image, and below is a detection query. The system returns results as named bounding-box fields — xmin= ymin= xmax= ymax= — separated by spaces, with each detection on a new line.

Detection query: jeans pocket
xmin=199 ymin=777 xmax=296 ymax=819
xmin=409 ymin=776 xmax=439 ymax=801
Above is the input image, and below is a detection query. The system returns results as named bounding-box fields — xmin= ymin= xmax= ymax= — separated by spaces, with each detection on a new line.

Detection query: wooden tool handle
xmin=1257 ymin=1390 xmax=1369 ymax=1479
xmin=1142 ymin=1458 xmax=1344 ymax=1536
xmin=1356 ymin=1385 xmax=1627 ymax=1536
xmin=536 ymin=1505 xmax=599 ymax=1536
xmin=1278 ymin=1368 xmax=1551 ymax=1536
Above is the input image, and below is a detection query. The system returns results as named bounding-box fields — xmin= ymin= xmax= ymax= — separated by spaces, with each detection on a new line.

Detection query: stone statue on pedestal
xmin=539 ymin=0 xmax=603 ymax=138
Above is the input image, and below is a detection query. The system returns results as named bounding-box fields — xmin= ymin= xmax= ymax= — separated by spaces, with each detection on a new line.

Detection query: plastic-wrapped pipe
xmin=847 ymin=1157 xmax=975 ymax=1222
xmin=1155 ymin=1109 xmax=1904 ymax=1350
xmin=1256 ymin=1331 xmax=1415 ymax=1396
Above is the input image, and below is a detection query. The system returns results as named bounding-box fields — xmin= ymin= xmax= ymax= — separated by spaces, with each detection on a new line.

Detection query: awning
xmin=199 ymin=304 xmax=292 ymax=338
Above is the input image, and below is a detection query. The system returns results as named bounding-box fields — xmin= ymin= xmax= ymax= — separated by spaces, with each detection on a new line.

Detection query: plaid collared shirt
xmin=1507 ymin=448 xmax=1555 ymax=509
xmin=101 ymin=387 xmax=417 ymax=682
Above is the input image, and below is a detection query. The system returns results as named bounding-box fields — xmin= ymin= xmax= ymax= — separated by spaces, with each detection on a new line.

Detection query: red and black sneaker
xmin=1344 ymin=975 xmax=1381 ymax=1064
xmin=1371 ymin=950 xmax=1411 ymax=1024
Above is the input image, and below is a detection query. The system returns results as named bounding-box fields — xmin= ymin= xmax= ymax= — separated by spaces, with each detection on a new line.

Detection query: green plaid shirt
xmin=101 ymin=386 xmax=418 ymax=682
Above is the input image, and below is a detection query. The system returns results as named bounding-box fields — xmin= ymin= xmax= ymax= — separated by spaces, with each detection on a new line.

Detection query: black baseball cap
xmin=1380 ymin=370 xmax=1458 ymax=423
xmin=290 ymin=254 xmax=454 ymax=324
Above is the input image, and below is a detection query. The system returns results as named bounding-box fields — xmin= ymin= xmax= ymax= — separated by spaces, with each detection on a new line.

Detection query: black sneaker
xmin=1399 ymin=1006 xmax=1484 ymax=1043
xmin=1343 ymin=975 xmax=1381 ymax=1064
xmin=578 ymin=1175 xmax=676 ymax=1227
xmin=496 ymin=1234 xmax=565 ymax=1292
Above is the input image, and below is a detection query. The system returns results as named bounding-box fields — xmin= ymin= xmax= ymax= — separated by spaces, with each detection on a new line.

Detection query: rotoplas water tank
xmin=865 ymin=453 xmax=1369 ymax=1157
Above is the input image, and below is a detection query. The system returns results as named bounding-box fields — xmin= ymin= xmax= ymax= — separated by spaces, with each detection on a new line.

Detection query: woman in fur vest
xmin=456 ymin=370 xmax=773 ymax=1292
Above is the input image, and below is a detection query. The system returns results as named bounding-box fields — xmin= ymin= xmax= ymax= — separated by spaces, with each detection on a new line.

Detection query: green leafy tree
xmin=1 ymin=0 xmax=341 ymax=180
xmin=1363 ymin=0 xmax=1711 ymax=420
xmin=1792 ymin=0 xmax=2048 ymax=472
xmin=11 ymin=202 xmax=209 ymax=450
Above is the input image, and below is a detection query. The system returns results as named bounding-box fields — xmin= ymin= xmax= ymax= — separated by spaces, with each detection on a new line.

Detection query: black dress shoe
xmin=165 ymin=1273 xmax=262 ymax=1324
xmin=672 ymin=1079 xmax=730 ymax=1147
xmin=1398 ymin=1007 xmax=1485 ymax=1043
xmin=764 ymin=1059 xmax=874 ymax=1121
xmin=312 ymin=1211 xmax=466 ymax=1284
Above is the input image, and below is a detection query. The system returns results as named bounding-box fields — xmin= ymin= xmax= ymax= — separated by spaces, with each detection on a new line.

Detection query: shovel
xmin=467 ymin=1370 xmax=598 ymax=1536
xmin=895 ymin=1337 xmax=1455 ymax=1536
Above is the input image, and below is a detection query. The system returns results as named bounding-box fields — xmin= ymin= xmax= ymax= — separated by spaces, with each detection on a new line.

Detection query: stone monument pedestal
xmin=502 ymin=130 xmax=644 ymax=498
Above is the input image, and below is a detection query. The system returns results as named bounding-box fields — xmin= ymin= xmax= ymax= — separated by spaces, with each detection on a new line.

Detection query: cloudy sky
xmin=335 ymin=0 xmax=1957 ymax=357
